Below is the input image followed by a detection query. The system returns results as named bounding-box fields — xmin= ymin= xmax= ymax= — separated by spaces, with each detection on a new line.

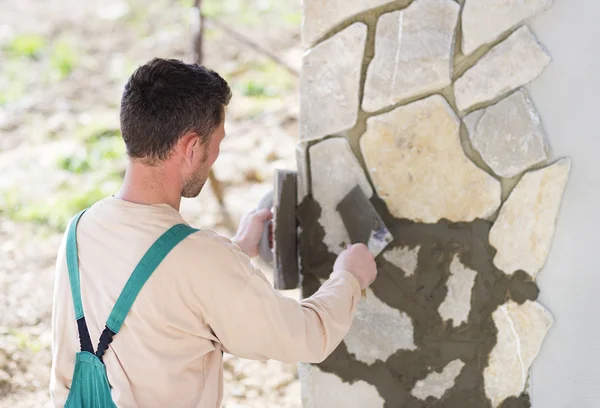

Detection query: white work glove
xmin=232 ymin=208 xmax=272 ymax=258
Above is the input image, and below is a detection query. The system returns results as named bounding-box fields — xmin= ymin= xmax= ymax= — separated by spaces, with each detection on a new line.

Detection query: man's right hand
xmin=333 ymin=243 xmax=378 ymax=290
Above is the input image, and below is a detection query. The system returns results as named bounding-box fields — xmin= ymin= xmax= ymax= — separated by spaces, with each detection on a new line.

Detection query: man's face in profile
xmin=181 ymin=120 xmax=226 ymax=198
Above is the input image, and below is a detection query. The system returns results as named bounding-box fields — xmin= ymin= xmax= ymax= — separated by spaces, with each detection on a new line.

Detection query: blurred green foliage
xmin=0 ymin=0 xmax=301 ymax=230
xmin=0 ymin=33 xmax=79 ymax=104
xmin=3 ymin=184 xmax=111 ymax=231
xmin=0 ymin=60 xmax=28 ymax=105
xmin=283 ymin=11 xmax=302 ymax=26
xmin=4 ymin=34 xmax=46 ymax=59
xmin=241 ymin=79 xmax=270 ymax=97
xmin=178 ymin=0 xmax=300 ymax=27
xmin=1 ymin=125 xmax=126 ymax=230
xmin=10 ymin=329 xmax=46 ymax=353
xmin=49 ymin=38 xmax=78 ymax=81
xmin=229 ymin=60 xmax=294 ymax=98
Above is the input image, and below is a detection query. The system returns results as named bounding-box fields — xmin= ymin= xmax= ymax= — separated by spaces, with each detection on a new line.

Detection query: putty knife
xmin=336 ymin=185 xmax=394 ymax=296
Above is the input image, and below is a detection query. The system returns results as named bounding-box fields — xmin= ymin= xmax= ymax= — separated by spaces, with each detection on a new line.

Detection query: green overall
xmin=63 ymin=209 xmax=198 ymax=407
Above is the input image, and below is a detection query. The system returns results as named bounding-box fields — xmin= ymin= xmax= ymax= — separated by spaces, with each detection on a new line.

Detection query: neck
xmin=115 ymin=159 xmax=183 ymax=211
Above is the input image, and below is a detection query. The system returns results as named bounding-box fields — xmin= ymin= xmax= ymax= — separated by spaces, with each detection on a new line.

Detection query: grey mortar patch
xmin=296 ymin=194 xmax=538 ymax=408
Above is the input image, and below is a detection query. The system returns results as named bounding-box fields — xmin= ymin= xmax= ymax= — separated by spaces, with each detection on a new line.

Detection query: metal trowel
xmin=256 ymin=169 xmax=299 ymax=290
xmin=255 ymin=173 xmax=393 ymax=298
xmin=336 ymin=185 xmax=394 ymax=297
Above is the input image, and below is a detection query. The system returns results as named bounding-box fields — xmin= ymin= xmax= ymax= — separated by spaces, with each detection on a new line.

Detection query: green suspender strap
xmin=96 ymin=222 xmax=199 ymax=361
xmin=66 ymin=209 xmax=199 ymax=360
xmin=64 ymin=208 xmax=198 ymax=408
xmin=66 ymin=209 xmax=94 ymax=355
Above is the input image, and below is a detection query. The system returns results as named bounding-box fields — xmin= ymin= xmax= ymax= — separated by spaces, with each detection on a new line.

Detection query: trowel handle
xmin=257 ymin=190 xmax=274 ymax=265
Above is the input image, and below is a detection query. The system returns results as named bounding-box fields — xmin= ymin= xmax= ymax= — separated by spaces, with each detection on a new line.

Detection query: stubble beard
xmin=181 ymin=161 xmax=209 ymax=198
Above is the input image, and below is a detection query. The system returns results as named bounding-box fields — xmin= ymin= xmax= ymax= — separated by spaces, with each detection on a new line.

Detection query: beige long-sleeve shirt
xmin=49 ymin=196 xmax=361 ymax=408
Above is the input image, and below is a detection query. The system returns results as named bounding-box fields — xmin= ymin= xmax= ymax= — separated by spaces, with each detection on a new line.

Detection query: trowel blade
xmin=336 ymin=185 xmax=393 ymax=258
xmin=256 ymin=170 xmax=300 ymax=291
xmin=272 ymin=169 xmax=299 ymax=290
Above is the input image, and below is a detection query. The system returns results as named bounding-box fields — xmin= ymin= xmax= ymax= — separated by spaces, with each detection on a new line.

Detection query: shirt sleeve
xmin=189 ymin=232 xmax=362 ymax=364
xmin=49 ymin=232 xmax=76 ymax=408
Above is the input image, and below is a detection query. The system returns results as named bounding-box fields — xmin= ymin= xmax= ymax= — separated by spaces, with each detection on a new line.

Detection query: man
xmin=50 ymin=58 xmax=377 ymax=408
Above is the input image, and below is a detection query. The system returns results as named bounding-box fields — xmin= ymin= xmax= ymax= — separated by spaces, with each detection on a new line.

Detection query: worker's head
xmin=119 ymin=58 xmax=232 ymax=197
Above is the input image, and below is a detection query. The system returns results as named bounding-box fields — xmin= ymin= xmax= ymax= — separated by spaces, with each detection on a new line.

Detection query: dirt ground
xmin=0 ymin=0 xmax=304 ymax=406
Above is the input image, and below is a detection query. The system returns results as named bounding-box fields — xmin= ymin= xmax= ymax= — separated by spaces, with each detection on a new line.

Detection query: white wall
xmin=528 ymin=1 xmax=600 ymax=406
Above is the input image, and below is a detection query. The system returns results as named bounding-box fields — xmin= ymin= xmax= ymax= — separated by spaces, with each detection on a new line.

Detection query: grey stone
xmin=462 ymin=0 xmax=554 ymax=56
xmin=310 ymin=137 xmax=373 ymax=254
xmin=363 ymin=0 xmax=460 ymax=112
xmin=490 ymin=158 xmax=571 ymax=278
xmin=300 ymin=23 xmax=367 ymax=141
xmin=298 ymin=363 xmax=385 ymax=408
xmin=411 ymin=359 xmax=466 ymax=400
xmin=383 ymin=245 xmax=420 ymax=276
xmin=454 ymin=26 xmax=551 ymax=112
xmin=344 ymin=288 xmax=416 ymax=365
xmin=464 ymin=89 xmax=550 ymax=178
xmin=360 ymin=95 xmax=501 ymax=223
xmin=484 ymin=300 xmax=553 ymax=407
xmin=301 ymin=0 xmax=391 ymax=47
xmin=438 ymin=255 xmax=477 ymax=327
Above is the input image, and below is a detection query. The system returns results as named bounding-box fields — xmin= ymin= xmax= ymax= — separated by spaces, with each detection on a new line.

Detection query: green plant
xmin=49 ymin=38 xmax=77 ymax=81
xmin=10 ymin=330 xmax=44 ymax=353
xmin=241 ymin=79 xmax=271 ymax=97
xmin=57 ymin=127 xmax=125 ymax=175
xmin=283 ymin=11 xmax=302 ymax=26
xmin=0 ymin=78 xmax=26 ymax=105
xmin=203 ymin=0 xmax=226 ymax=17
xmin=0 ymin=59 xmax=29 ymax=105
xmin=4 ymin=34 xmax=46 ymax=59
xmin=1 ymin=125 xmax=126 ymax=230
xmin=234 ymin=59 xmax=294 ymax=99
xmin=58 ymin=152 xmax=92 ymax=174
xmin=5 ymin=181 xmax=120 ymax=230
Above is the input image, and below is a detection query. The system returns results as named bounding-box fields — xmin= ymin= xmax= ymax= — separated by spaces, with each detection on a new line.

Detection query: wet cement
xmin=296 ymin=194 xmax=538 ymax=408
xmin=297 ymin=195 xmax=339 ymax=290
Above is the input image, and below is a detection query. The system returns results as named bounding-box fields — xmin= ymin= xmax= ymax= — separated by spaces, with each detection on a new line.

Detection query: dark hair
xmin=119 ymin=58 xmax=232 ymax=163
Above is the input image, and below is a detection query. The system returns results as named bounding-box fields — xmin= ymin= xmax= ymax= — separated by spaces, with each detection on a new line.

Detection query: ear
xmin=180 ymin=132 xmax=200 ymax=166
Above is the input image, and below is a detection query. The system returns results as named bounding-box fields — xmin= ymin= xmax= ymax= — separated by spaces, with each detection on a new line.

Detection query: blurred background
xmin=0 ymin=0 xmax=303 ymax=406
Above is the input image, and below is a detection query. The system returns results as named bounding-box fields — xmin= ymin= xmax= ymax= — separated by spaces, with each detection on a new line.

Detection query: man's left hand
xmin=232 ymin=208 xmax=272 ymax=258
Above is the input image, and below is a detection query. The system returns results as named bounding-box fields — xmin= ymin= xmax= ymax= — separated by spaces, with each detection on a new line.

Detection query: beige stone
xmin=362 ymin=0 xmax=460 ymax=112
xmin=383 ymin=245 xmax=420 ymax=276
xmin=454 ymin=26 xmax=551 ymax=112
xmin=438 ymin=255 xmax=477 ymax=327
xmin=490 ymin=158 xmax=570 ymax=278
xmin=344 ymin=288 xmax=416 ymax=365
xmin=310 ymin=137 xmax=373 ymax=254
xmin=411 ymin=359 xmax=466 ymax=400
xmin=462 ymin=0 xmax=554 ymax=56
xmin=484 ymin=300 xmax=553 ymax=407
xmin=301 ymin=0 xmax=391 ymax=47
xmin=464 ymin=89 xmax=550 ymax=179
xmin=300 ymin=23 xmax=367 ymax=141
xmin=360 ymin=95 xmax=501 ymax=223
xmin=298 ymin=363 xmax=385 ymax=408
